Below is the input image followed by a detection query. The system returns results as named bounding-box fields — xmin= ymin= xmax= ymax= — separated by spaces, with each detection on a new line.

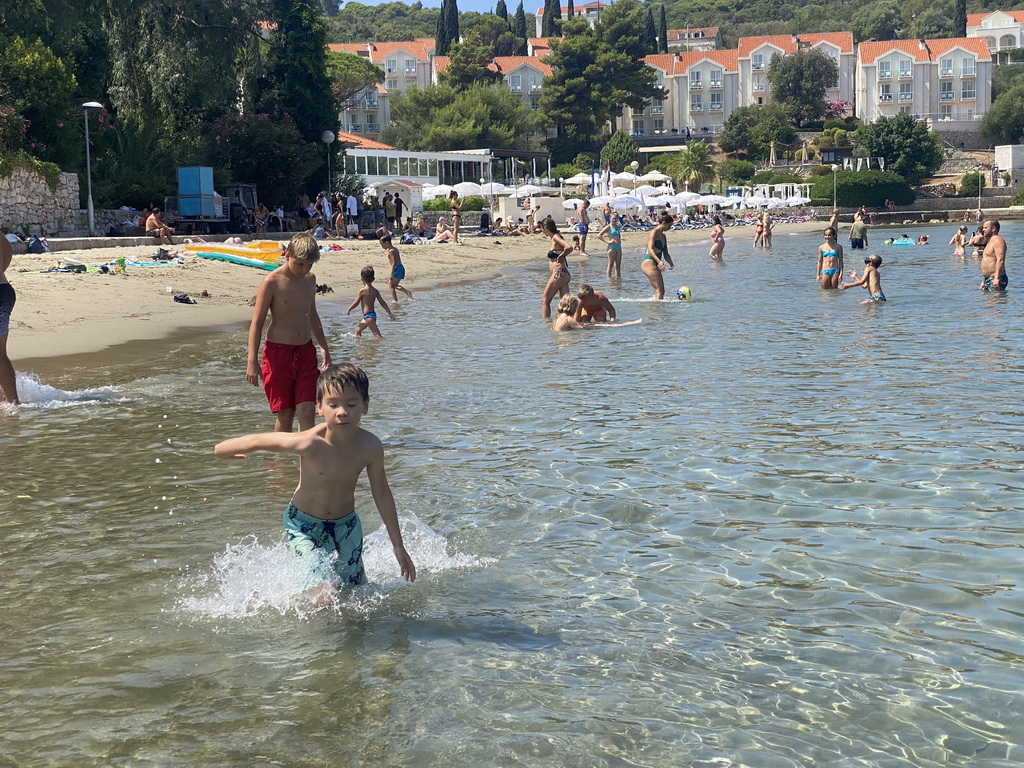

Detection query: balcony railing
xmin=961 ymin=90 xmax=977 ymax=99
xmin=878 ymin=93 xmax=893 ymax=102
xmin=529 ymin=83 xmax=542 ymax=92
xmin=347 ymin=124 xmax=362 ymax=132
xmin=709 ymin=80 xmax=724 ymax=89
xmin=709 ymin=102 xmax=723 ymax=111
xmin=690 ymin=102 xmax=704 ymax=111
xmin=650 ymin=105 xmax=664 ymax=114
xmin=404 ymin=68 xmax=417 ymax=76
xmin=752 ymin=84 xmax=766 ymax=92
xmin=879 ymin=71 xmax=891 ymax=79
xmin=689 ymin=81 xmax=702 ymax=90
xmin=962 ymin=70 xmax=976 ymax=78
xmin=940 ymin=91 xmax=955 ymax=101
xmin=752 ymin=62 xmax=764 ymax=70
xmin=898 ymin=70 xmax=913 ymax=79
xmin=509 ymin=85 xmax=522 ymax=92
xmin=898 ymin=92 xmax=913 ymax=101
xmin=940 ymin=69 xmax=954 ymax=77
xmin=366 ymin=124 xmax=381 ymax=132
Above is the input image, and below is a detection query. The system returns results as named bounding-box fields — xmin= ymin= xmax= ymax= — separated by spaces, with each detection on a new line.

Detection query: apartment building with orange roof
xmin=967 ymin=11 xmax=1024 ymax=56
xmin=737 ymin=33 xmax=855 ymax=109
xmin=534 ymin=1 xmax=609 ymax=36
xmin=855 ymin=38 xmax=992 ymax=129
xmin=665 ymin=27 xmax=723 ymax=52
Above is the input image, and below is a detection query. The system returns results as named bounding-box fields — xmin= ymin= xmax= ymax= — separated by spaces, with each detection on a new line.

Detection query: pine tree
xmin=954 ymin=0 xmax=967 ymax=37
xmin=496 ymin=0 xmax=508 ymax=22
xmin=658 ymin=5 xmax=668 ymax=53
xmin=436 ymin=0 xmax=450 ymax=56
xmin=513 ymin=1 xmax=529 ymax=54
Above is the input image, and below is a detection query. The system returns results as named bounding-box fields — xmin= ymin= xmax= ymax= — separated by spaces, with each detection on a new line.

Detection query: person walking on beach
xmin=708 ymin=216 xmax=726 ymax=262
xmin=596 ymin=212 xmax=622 ymax=279
xmin=541 ymin=218 xmax=572 ymax=319
xmin=379 ymin=233 xmax=412 ymax=303
xmin=347 ymin=265 xmax=396 ymax=338
xmin=576 ymin=199 xmax=591 ymax=257
xmin=393 ymin=194 xmax=405 ymax=229
xmin=817 ymin=226 xmax=844 ymax=289
xmin=642 ymin=213 xmax=674 ymax=300
xmin=449 ymin=191 xmax=463 ymax=245
xmin=0 ymin=236 xmax=19 ymax=404
xmin=246 ymin=232 xmax=332 ymax=433
xmin=979 ymin=219 xmax=1008 ymax=292
xmin=215 ymin=363 xmax=416 ymax=593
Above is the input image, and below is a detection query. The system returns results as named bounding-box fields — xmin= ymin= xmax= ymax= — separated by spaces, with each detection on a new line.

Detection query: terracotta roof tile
xmin=858 ymin=37 xmax=991 ymax=63
xmin=492 ymin=56 xmax=553 ymax=77
xmin=644 ymin=49 xmax=738 ymax=74
xmin=336 ymin=132 xmax=395 ymax=150
xmin=968 ymin=11 xmax=1024 ymax=25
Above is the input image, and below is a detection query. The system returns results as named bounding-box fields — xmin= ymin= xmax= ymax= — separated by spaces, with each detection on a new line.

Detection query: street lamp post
xmin=82 ymin=101 xmax=103 ymax=236
xmin=977 ymin=165 xmax=983 ymax=217
xmin=831 ymin=163 xmax=839 ymax=210
xmin=630 ymin=160 xmax=640 ymax=193
xmin=321 ymin=130 xmax=336 ymax=193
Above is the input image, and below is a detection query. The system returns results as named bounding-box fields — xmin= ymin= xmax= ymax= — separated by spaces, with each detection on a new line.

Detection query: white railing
xmin=709 ymin=102 xmax=723 ymax=111
xmin=962 ymin=91 xmax=977 ymax=99
xmin=898 ymin=70 xmax=913 ymax=79
xmin=690 ymin=102 xmax=704 ymax=111
xmin=940 ymin=69 xmax=954 ymax=77
xmin=690 ymin=81 xmax=702 ymax=90
xmin=898 ymin=92 xmax=913 ymax=101
xmin=962 ymin=69 xmax=976 ymax=77
xmin=878 ymin=93 xmax=893 ymax=102
xmin=752 ymin=63 xmax=764 ymax=70
xmin=940 ymin=92 xmax=955 ymax=101
xmin=529 ymin=84 xmax=542 ymax=92
xmin=709 ymin=80 xmax=723 ymax=89
xmin=878 ymin=71 xmax=891 ymax=79
xmin=366 ymin=124 xmax=381 ymax=132
xmin=650 ymin=105 xmax=664 ymax=114
xmin=348 ymin=124 xmax=362 ymax=132
xmin=752 ymin=84 xmax=766 ymax=92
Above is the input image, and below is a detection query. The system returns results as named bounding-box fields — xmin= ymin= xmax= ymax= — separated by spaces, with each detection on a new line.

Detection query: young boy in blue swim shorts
xmin=246 ymin=232 xmax=332 ymax=432
xmin=215 ymin=363 xmax=416 ymax=588
xmin=346 ymin=265 xmax=396 ymax=338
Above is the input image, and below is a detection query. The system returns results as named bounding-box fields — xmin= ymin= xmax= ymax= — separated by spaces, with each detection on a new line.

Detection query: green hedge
xmin=810 ymin=170 xmax=914 ymax=207
xmin=423 ymin=194 xmax=487 ymax=212
xmin=1012 ymin=189 xmax=1024 ymax=205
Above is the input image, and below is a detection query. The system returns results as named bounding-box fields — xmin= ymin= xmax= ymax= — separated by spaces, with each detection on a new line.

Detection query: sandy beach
xmin=6 ymin=220 xmax=823 ymax=368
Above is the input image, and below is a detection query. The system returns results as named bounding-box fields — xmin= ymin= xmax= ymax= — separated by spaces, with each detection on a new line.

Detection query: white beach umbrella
xmin=785 ymin=195 xmax=812 ymax=206
xmin=721 ymin=196 xmax=744 ymax=207
xmin=480 ymin=182 xmax=509 ymax=195
xmin=453 ymin=181 xmax=482 ymax=196
xmin=638 ymin=170 xmax=672 ymax=183
xmin=562 ymin=198 xmax=584 ymax=208
xmin=698 ymin=194 xmax=728 ymax=206
xmin=671 ymin=191 xmax=701 ymax=204
xmin=510 ymin=184 xmax=544 ymax=196
xmin=563 ymin=172 xmax=592 ymax=185
xmin=609 ymin=186 xmax=631 ymax=196
xmin=588 ymin=196 xmax=610 ymax=206
xmin=610 ymin=195 xmax=645 ymax=210
xmin=634 ymin=184 xmax=661 ymax=195
xmin=611 ymin=171 xmax=636 ymax=182
xmin=741 ymin=195 xmax=769 ymax=208
xmin=424 ymin=184 xmax=454 ymax=199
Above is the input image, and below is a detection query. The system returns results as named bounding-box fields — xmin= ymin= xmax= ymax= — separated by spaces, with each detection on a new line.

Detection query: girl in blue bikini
xmin=816 ymin=226 xmax=844 ymax=289
xmin=597 ymin=212 xmax=623 ymax=279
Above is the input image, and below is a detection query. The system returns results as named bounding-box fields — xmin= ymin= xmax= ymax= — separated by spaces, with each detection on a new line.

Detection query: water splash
xmin=2 ymin=371 xmax=119 ymax=409
xmin=177 ymin=513 xmax=494 ymax=620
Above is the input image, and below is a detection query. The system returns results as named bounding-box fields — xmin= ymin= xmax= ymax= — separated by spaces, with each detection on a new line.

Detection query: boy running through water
xmin=347 ymin=265 xmax=396 ymax=338
xmin=379 ymin=234 xmax=413 ymax=302
xmin=247 ymin=232 xmax=332 ymax=432
xmin=215 ymin=363 xmax=416 ymax=588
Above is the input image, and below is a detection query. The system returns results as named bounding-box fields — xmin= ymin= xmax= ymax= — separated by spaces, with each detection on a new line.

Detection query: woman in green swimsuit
xmin=816 ymin=226 xmax=844 ymax=289
xmin=642 ymin=214 xmax=675 ymax=300
xmin=597 ymin=212 xmax=623 ymax=279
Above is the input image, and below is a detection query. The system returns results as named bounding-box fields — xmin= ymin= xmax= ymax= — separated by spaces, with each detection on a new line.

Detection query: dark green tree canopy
xmin=495 ymin=0 xmax=509 ymax=21
xmin=599 ymin=130 xmax=639 ymax=170
xmin=980 ymin=80 xmax=1024 ymax=145
xmin=512 ymin=1 xmax=529 ymax=55
xmin=325 ymin=51 xmax=385 ymax=107
xmin=855 ymin=113 xmax=943 ymax=186
xmin=439 ymin=41 xmax=503 ymax=90
xmin=718 ymin=104 xmax=796 ymax=161
xmin=766 ymin=48 xmax=838 ymax=126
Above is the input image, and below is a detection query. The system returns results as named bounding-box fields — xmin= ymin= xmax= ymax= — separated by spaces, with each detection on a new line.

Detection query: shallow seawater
xmin=2 ymin=222 xmax=1023 ymax=766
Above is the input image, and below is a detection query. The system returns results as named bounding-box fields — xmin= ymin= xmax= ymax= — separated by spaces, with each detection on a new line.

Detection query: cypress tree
xmin=954 ymin=0 xmax=967 ymax=37
xmin=644 ymin=6 xmax=658 ymax=55
xmin=513 ymin=1 xmax=529 ymax=54
xmin=567 ymin=0 xmax=575 ymax=23
xmin=436 ymin=0 xmax=450 ymax=56
xmin=541 ymin=0 xmax=554 ymax=37
xmin=496 ymin=0 xmax=508 ymax=22
xmin=446 ymin=0 xmax=461 ymax=48
xmin=549 ymin=0 xmax=562 ymax=36
xmin=659 ymin=5 xmax=668 ymax=53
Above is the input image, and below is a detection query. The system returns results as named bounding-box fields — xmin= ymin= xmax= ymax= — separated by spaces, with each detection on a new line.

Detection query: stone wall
xmin=0 ymin=166 xmax=80 ymax=236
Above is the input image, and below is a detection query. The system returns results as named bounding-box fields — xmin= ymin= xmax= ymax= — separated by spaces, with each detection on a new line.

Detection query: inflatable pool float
xmin=193 ymin=251 xmax=278 ymax=270
xmin=184 ymin=240 xmax=283 ymax=261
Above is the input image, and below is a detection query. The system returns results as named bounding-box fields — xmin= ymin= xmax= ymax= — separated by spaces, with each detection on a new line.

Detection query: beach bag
xmin=347 ymin=223 xmax=359 ymax=237
xmin=27 ymin=236 xmax=48 ymax=254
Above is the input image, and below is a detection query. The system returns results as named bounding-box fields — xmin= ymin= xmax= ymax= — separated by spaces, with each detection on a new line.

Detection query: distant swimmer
xmin=979 ymin=219 xmax=1008 ymax=292
xmin=841 ymin=253 xmax=885 ymax=302
xmin=817 ymin=226 xmax=844 ymax=290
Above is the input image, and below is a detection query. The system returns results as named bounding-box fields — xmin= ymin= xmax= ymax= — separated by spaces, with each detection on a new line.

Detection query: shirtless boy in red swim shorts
xmin=246 ymin=232 xmax=332 ymax=432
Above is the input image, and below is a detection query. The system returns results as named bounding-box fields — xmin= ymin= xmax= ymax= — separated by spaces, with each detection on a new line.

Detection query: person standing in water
xmin=541 ymin=218 xmax=573 ymax=318
xmin=641 ymin=213 xmax=675 ymax=300
xmin=816 ymin=226 xmax=844 ymax=289
xmin=979 ymin=218 xmax=1008 ymax=292
xmin=0 ymin=235 xmax=19 ymax=404
xmin=596 ymin=212 xmax=623 ymax=279
xmin=708 ymin=216 xmax=725 ymax=262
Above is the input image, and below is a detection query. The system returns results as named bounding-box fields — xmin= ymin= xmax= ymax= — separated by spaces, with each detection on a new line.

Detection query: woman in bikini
xmin=641 ymin=213 xmax=675 ymax=300
xmin=0 ymin=236 xmax=19 ymax=404
xmin=449 ymin=191 xmax=463 ymax=245
xmin=949 ymin=225 xmax=968 ymax=258
xmin=596 ymin=212 xmax=623 ymax=279
xmin=753 ymin=215 xmax=765 ymax=248
xmin=816 ymin=226 xmax=844 ymax=289
xmin=541 ymin=218 xmax=573 ymax=318
xmin=708 ymin=216 xmax=725 ymax=262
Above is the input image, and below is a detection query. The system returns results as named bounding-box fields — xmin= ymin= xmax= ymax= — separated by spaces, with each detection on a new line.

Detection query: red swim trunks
xmin=260 ymin=340 xmax=318 ymax=413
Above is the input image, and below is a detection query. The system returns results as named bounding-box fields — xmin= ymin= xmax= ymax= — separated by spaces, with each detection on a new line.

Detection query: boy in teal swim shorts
xmin=215 ymin=363 xmax=416 ymax=588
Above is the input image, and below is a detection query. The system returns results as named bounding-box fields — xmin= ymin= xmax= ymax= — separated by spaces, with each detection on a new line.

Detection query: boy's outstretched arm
xmin=365 ymin=442 xmax=416 ymax=582
xmin=214 ymin=427 xmax=319 ymax=458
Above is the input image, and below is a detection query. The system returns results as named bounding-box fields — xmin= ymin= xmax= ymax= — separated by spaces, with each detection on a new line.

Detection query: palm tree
xmin=674 ymin=142 xmax=717 ymax=193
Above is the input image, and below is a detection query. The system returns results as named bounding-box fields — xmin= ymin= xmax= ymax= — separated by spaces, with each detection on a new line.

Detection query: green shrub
xmin=717 ymin=158 xmax=756 ymax=184
xmin=959 ymin=171 xmax=985 ymax=197
xmin=423 ymin=193 xmax=487 ymax=212
xmin=809 ymin=164 xmax=833 ymax=177
xmin=423 ymin=197 xmax=449 ymax=211
xmin=1012 ymin=188 xmax=1024 ymax=205
xmin=810 ymin=170 xmax=914 ymax=207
